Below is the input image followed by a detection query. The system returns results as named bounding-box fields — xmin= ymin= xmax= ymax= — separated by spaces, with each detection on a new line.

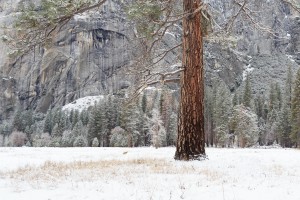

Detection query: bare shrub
xmin=9 ymin=131 xmax=27 ymax=147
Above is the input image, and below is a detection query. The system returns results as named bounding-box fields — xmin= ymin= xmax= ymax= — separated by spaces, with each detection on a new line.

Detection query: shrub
xmin=9 ymin=131 xmax=27 ymax=147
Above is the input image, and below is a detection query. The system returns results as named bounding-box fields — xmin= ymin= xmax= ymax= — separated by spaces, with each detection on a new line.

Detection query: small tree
xmin=166 ymin=111 xmax=177 ymax=146
xmin=32 ymin=132 xmax=52 ymax=147
xmin=92 ymin=137 xmax=99 ymax=147
xmin=50 ymin=123 xmax=62 ymax=147
xmin=110 ymin=126 xmax=128 ymax=147
xmin=73 ymin=135 xmax=87 ymax=147
xmin=230 ymin=105 xmax=259 ymax=147
xmin=61 ymin=130 xmax=74 ymax=147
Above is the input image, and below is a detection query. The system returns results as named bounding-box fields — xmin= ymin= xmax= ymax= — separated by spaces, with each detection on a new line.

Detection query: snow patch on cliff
xmin=62 ymin=96 xmax=104 ymax=112
xmin=243 ymin=64 xmax=254 ymax=80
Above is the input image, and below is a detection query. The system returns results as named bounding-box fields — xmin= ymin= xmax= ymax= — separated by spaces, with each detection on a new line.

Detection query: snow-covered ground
xmin=0 ymin=147 xmax=299 ymax=200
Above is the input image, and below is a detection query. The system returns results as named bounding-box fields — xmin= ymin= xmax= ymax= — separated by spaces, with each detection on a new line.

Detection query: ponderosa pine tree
xmin=2 ymin=0 xmax=207 ymax=159
xmin=175 ymin=0 xmax=206 ymax=160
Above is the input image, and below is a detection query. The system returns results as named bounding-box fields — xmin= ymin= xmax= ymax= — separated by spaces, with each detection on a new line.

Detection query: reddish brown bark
xmin=175 ymin=0 xmax=206 ymax=160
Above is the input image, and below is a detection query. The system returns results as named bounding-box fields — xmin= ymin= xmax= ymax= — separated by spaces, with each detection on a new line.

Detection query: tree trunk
xmin=175 ymin=0 xmax=205 ymax=160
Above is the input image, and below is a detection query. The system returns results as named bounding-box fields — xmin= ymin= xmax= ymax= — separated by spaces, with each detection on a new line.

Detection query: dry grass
xmin=0 ymin=158 xmax=222 ymax=184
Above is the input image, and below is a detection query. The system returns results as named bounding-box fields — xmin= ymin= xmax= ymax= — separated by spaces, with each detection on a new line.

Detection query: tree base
xmin=174 ymin=152 xmax=208 ymax=161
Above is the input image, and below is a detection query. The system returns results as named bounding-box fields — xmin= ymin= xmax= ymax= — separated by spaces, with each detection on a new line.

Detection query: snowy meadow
xmin=0 ymin=147 xmax=300 ymax=200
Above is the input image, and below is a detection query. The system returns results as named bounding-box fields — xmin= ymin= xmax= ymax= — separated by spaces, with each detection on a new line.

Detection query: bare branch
xmin=282 ymin=0 xmax=300 ymax=13
xmin=226 ymin=0 xmax=247 ymax=33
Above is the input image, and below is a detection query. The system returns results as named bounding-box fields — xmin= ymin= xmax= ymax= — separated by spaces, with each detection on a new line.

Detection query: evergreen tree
xmin=72 ymin=120 xmax=84 ymax=138
xmin=24 ymin=125 xmax=34 ymax=145
xmin=57 ymin=112 xmax=67 ymax=136
xmin=50 ymin=123 xmax=62 ymax=147
xmin=265 ymin=109 xmax=279 ymax=145
xmin=291 ymin=69 xmax=300 ymax=147
xmin=120 ymin=101 xmax=141 ymax=147
xmin=80 ymin=109 xmax=89 ymax=126
xmin=262 ymin=95 xmax=269 ymax=121
xmin=254 ymin=95 xmax=263 ymax=119
xmin=204 ymin=86 xmax=214 ymax=146
xmin=110 ymin=126 xmax=128 ymax=147
xmin=12 ymin=109 xmax=22 ymax=131
xmin=43 ymin=109 xmax=52 ymax=134
xmin=105 ymin=96 xmax=118 ymax=146
xmin=141 ymin=92 xmax=147 ymax=114
xmin=87 ymin=109 xmax=97 ymax=146
xmin=69 ymin=109 xmax=74 ymax=124
xmin=243 ymin=75 xmax=252 ymax=108
xmin=98 ymin=101 xmax=109 ymax=146
xmin=277 ymin=105 xmax=292 ymax=147
xmin=52 ymin=108 xmax=62 ymax=128
xmin=61 ymin=130 xmax=74 ymax=147
xmin=277 ymin=67 xmax=294 ymax=147
xmin=269 ymin=83 xmax=276 ymax=111
xmin=20 ymin=110 xmax=34 ymax=133
xmin=166 ymin=111 xmax=177 ymax=146
xmin=213 ymin=82 xmax=232 ymax=147
xmin=275 ymin=83 xmax=282 ymax=110
xmin=232 ymin=92 xmax=239 ymax=107
xmin=87 ymin=102 xmax=108 ymax=146
xmin=285 ymin=66 xmax=293 ymax=108
xmin=73 ymin=135 xmax=87 ymax=147
xmin=72 ymin=110 xmax=80 ymax=129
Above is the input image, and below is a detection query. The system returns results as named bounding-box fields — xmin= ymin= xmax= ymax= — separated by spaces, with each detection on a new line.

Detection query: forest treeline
xmin=0 ymin=67 xmax=300 ymax=148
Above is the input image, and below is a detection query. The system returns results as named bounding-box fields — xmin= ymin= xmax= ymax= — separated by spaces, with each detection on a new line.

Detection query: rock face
xmin=0 ymin=0 xmax=133 ymax=120
xmin=204 ymin=0 xmax=300 ymax=94
xmin=0 ymin=0 xmax=299 ymax=121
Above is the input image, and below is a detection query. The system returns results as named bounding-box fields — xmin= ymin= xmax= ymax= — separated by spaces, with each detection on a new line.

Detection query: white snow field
xmin=0 ymin=147 xmax=299 ymax=200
